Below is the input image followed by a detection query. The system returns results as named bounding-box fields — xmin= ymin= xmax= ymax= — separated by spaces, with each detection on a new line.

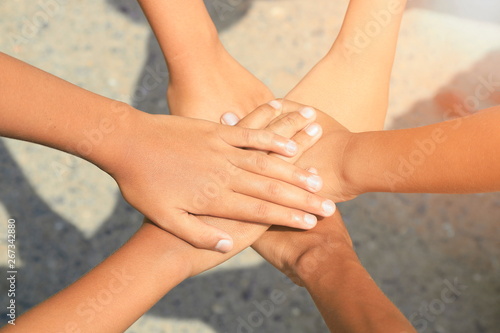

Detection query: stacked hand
xmin=109 ymin=109 xmax=336 ymax=253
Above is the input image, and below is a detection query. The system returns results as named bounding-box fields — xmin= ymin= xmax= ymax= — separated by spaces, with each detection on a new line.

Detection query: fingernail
xmin=304 ymin=214 xmax=317 ymax=227
xmin=215 ymin=239 xmax=233 ymax=253
xmin=307 ymin=175 xmax=323 ymax=191
xmin=305 ymin=123 xmax=321 ymax=136
xmin=322 ymin=200 xmax=336 ymax=216
xmin=308 ymin=167 xmax=319 ymax=175
xmin=222 ymin=113 xmax=240 ymax=126
xmin=268 ymin=100 xmax=282 ymax=110
xmin=299 ymin=107 xmax=315 ymax=119
xmin=285 ymin=141 xmax=298 ymax=154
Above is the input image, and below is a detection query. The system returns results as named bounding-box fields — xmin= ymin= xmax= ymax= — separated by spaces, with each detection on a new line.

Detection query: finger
xmin=156 ymin=210 xmax=234 ymax=253
xmin=230 ymin=150 xmax=324 ymax=192
xmin=221 ymin=99 xmax=283 ymax=129
xmin=265 ymin=106 xmax=317 ymax=138
xmin=270 ymin=122 xmax=323 ymax=164
xmin=221 ymin=126 xmax=299 ymax=157
xmin=231 ymin=170 xmax=332 ymax=217
xmin=280 ymin=99 xmax=314 ymax=113
xmin=215 ymin=192 xmax=320 ymax=229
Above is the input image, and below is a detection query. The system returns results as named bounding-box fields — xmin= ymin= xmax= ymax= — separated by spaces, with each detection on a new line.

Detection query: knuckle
xmin=254 ymin=201 xmax=270 ymax=219
xmin=305 ymin=192 xmax=318 ymax=207
xmin=192 ymin=230 xmax=215 ymax=249
xmin=282 ymin=114 xmax=298 ymax=128
xmin=240 ymin=128 xmax=252 ymax=145
xmin=266 ymin=181 xmax=282 ymax=197
xmin=253 ymin=153 xmax=269 ymax=173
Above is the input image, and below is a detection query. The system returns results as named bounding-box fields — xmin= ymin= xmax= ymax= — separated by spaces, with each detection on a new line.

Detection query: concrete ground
xmin=0 ymin=0 xmax=499 ymax=332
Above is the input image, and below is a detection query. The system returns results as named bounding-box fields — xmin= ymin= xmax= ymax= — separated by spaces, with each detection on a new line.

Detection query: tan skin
xmin=0 ymin=53 xmax=335 ymax=253
xmin=1 ymin=105 xmax=326 ymax=332
xmin=10 ymin=0 xmax=497 ymax=331
xmin=5 ymin=1 xmax=418 ymax=332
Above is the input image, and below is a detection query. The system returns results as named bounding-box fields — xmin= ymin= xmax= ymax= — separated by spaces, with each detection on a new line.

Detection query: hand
xmin=106 ymin=106 xmax=334 ymax=253
xmin=221 ymin=101 xmax=358 ymax=284
xmin=222 ymin=100 xmax=363 ymax=203
xmin=252 ymin=209 xmax=356 ymax=286
xmin=167 ymin=42 xmax=274 ymax=122
xmin=138 ymin=101 xmax=329 ymax=277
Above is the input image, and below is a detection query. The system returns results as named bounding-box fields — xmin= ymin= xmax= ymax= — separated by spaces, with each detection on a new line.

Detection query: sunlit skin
xmin=0 ymin=51 xmax=338 ymax=253
xmin=3 ymin=0 xmax=499 ymax=332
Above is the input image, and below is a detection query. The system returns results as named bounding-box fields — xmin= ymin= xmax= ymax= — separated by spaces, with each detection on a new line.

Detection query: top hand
xmin=222 ymin=100 xmax=362 ymax=203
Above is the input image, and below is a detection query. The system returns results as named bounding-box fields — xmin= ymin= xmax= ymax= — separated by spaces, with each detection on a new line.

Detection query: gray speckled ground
xmin=0 ymin=0 xmax=499 ymax=332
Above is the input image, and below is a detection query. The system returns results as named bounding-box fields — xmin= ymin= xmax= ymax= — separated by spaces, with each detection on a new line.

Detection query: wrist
xmin=81 ymin=102 xmax=144 ymax=176
xmin=166 ymin=38 xmax=226 ymax=83
xmin=292 ymin=235 xmax=358 ymax=286
xmin=137 ymin=222 xmax=193 ymax=283
xmin=341 ymin=131 xmax=375 ymax=195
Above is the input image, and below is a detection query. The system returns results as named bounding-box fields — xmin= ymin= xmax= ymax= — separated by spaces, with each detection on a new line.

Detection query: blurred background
xmin=0 ymin=0 xmax=499 ymax=332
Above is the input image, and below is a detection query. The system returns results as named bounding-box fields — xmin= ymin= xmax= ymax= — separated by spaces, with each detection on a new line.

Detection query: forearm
xmin=0 ymin=52 xmax=137 ymax=173
xmin=286 ymin=0 xmax=407 ymax=132
xmin=346 ymin=107 xmax=500 ymax=193
xmin=335 ymin=0 xmax=407 ymax=73
xmin=298 ymin=244 xmax=415 ymax=333
xmin=333 ymin=0 xmax=406 ymax=116
xmin=4 ymin=212 xmax=274 ymax=332
xmin=137 ymin=0 xmax=220 ymax=73
xmin=3 ymin=223 xmax=191 ymax=333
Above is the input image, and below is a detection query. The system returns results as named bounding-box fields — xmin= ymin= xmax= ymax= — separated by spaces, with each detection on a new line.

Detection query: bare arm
xmin=0 ymin=222 xmax=190 ymax=332
xmin=141 ymin=0 xmax=412 ymax=329
xmin=0 ymin=52 xmax=131 ymax=170
xmin=1 ymin=105 xmax=326 ymax=332
xmin=287 ymin=0 xmax=407 ymax=132
xmin=136 ymin=0 xmax=219 ymax=72
xmin=0 ymin=52 xmax=335 ymax=251
xmin=253 ymin=210 xmax=416 ymax=333
xmin=343 ymin=106 xmax=500 ymax=194
xmin=137 ymin=0 xmax=274 ymax=121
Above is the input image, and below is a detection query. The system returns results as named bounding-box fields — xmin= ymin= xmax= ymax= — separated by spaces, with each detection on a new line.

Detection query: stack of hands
xmin=1 ymin=0 xmax=498 ymax=332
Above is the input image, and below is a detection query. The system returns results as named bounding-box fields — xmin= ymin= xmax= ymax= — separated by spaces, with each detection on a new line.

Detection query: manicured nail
xmin=305 ymin=123 xmax=321 ymax=136
xmin=222 ymin=112 xmax=240 ymax=126
xmin=304 ymin=214 xmax=317 ymax=227
xmin=268 ymin=100 xmax=282 ymax=110
xmin=300 ymin=107 xmax=315 ymax=119
xmin=286 ymin=141 xmax=298 ymax=154
xmin=322 ymin=200 xmax=336 ymax=216
xmin=215 ymin=239 xmax=233 ymax=253
xmin=307 ymin=175 xmax=323 ymax=191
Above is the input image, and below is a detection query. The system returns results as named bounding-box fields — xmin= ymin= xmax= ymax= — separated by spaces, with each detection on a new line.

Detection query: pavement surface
xmin=0 ymin=0 xmax=499 ymax=332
